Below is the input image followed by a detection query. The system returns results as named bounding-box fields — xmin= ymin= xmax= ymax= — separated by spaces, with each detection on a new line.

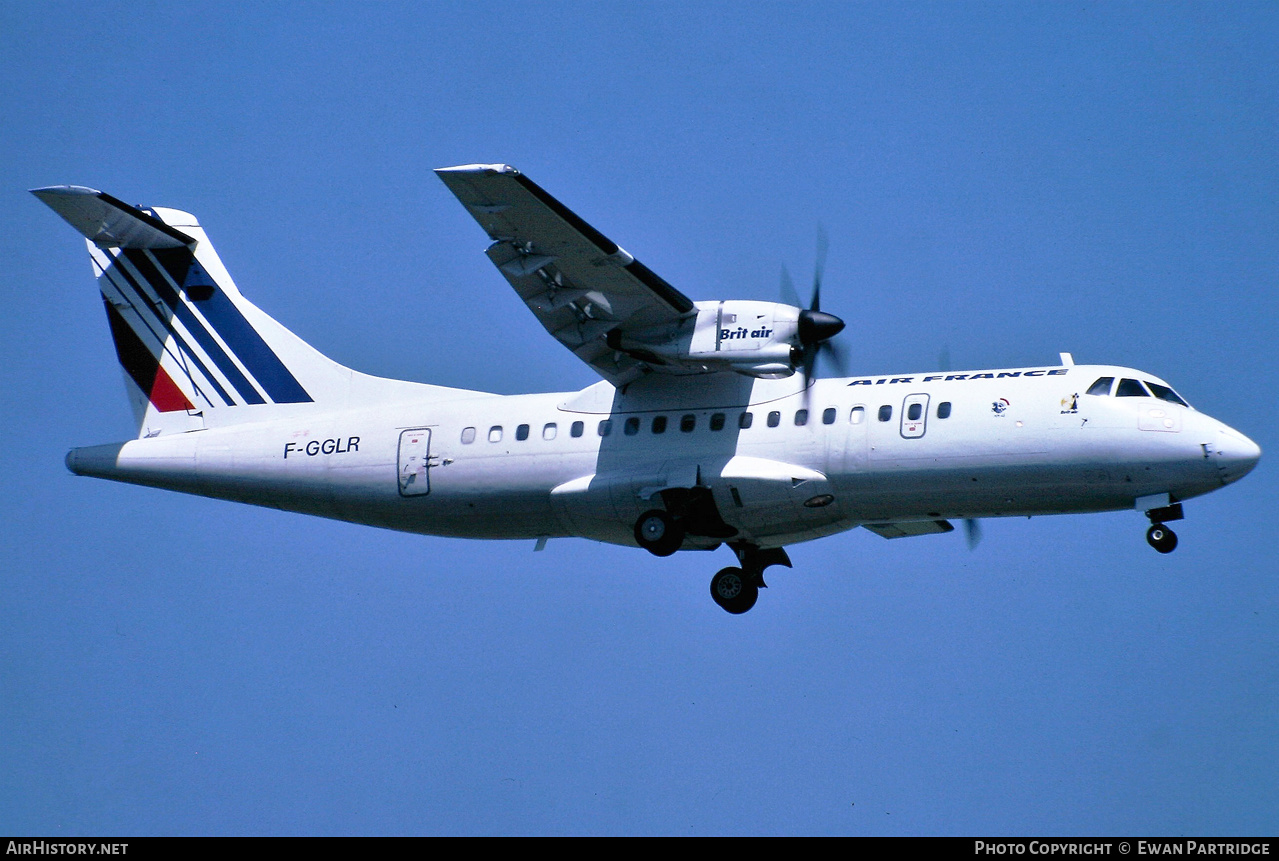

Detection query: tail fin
xmin=34 ymin=187 xmax=365 ymax=437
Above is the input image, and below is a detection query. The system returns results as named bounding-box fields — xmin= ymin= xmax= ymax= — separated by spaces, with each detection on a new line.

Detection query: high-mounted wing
xmin=435 ymin=164 xmax=696 ymax=386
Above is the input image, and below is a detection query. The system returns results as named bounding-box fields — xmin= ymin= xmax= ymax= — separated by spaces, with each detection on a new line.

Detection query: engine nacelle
xmin=610 ymin=300 xmax=808 ymax=378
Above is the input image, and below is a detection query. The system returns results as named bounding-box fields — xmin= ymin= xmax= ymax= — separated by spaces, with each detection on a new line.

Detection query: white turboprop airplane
xmin=33 ymin=165 xmax=1261 ymax=613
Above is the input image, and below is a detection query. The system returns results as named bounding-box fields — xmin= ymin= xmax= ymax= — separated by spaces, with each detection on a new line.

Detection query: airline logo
xmin=92 ymin=244 xmax=312 ymax=411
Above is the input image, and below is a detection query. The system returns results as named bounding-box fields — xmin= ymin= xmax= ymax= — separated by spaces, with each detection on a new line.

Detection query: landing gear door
xmin=398 ymin=428 xmax=432 ymax=497
xmin=901 ymin=394 xmax=929 ymax=439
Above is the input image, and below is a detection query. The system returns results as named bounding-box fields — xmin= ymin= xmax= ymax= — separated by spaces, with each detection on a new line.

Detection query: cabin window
xmin=767 ymin=411 xmax=781 ymax=428
xmin=488 ymin=426 xmax=503 ymax=443
xmin=571 ymin=421 xmax=584 ymax=438
xmin=1145 ymin=381 xmax=1189 ymax=407
xmin=652 ymin=415 xmax=667 ymax=434
xmin=850 ymin=406 xmax=865 ymax=424
xmin=624 ymin=417 xmax=640 ymax=436
xmin=710 ymin=412 xmax=726 ymax=431
xmin=543 ymin=423 xmax=557 ymax=440
xmin=907 ymin=403 xmax=923 ymax=421
xmin=1116 ymin=378 xmax=1150 ymax=398
xmin=460 ymin=426 xmax=476 ymax=444
xmin=738 ymin=412 xmax=753 ymax=429
xmin=598 ymin=419 xmax=613 ymax=437
xmin=680 ymin=414 xmax=696 ymax=433
xmin=1087 ymin=376 xmax=1114 ymax=396
xmin=822 ymin=408 xmax=837 ymax=425
xmin=937 ymin=402 xmax=952 ymax=419
xmin=878 ymin=405 xmax=892 ymax=422
xmin=516 ymin=423 xmax=530 ymax=441
xmin=794 ymin=409 xmax=808 ymax=426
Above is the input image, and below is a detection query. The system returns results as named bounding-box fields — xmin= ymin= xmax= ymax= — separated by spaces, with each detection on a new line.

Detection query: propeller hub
xmin=798 ymin=309 xmax=845 ymax=345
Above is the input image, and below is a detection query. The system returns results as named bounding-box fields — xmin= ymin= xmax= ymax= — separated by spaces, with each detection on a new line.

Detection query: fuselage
xmin=66 ymin=361 xmax=1261 ymax=551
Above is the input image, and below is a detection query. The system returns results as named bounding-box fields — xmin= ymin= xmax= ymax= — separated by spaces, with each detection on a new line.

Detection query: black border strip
xmin=95 ymin=191 xmax=196 ymax=247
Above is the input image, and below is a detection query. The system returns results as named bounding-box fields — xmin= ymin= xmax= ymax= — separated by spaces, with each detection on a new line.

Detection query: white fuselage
xmin=66 ymin=362 xmax=1260 ymax=551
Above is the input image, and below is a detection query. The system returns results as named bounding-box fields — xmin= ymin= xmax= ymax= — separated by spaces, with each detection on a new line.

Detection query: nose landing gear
xmin=1143 ymin=501 xmax=1183 ymax=554
xmin=1146 ymin=524 xmax=1178 ymax=554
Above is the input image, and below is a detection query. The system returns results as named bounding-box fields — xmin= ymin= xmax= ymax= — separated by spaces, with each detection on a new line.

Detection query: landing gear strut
xmin=1144 ymin=502 xmax=1183 ymax=554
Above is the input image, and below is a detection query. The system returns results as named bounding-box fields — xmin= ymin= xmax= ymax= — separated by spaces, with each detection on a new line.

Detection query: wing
xmin=435 ymin=164 xmax=696 ymax=386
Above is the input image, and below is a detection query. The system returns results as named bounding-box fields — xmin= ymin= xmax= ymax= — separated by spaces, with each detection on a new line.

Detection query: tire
xmin=634 ymin=509 xmax=684 ymax=557
xmin=1147 ymin=524 xmax=1178 ymax=554
xmin=711 ymin=567 xmax=759 ymax=614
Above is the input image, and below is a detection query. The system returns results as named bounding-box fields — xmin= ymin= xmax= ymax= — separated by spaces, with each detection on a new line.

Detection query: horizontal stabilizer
xmin=31 ymin=186 xmax=195 ymax=249
xmin=864 ymin=520 xmax=955 ymax=539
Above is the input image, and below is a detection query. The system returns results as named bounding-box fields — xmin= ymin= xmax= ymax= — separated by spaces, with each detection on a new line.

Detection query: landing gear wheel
xmin=1147 ymin=524 xmax=1178 ymax=554
xmin=710 ymin=566 xmax=759 ymax=614
xmin=634 ymin=509 xmax=684 ymax=557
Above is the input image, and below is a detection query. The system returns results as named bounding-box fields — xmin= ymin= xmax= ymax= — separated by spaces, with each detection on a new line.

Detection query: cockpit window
xmin=1086 ymin=376 xmax=1114 ymax=396
xmin=1145 ymin=381 xmax=1190 ymax=407
xmin=1115 ymin=378 xmax=1150 ymax=398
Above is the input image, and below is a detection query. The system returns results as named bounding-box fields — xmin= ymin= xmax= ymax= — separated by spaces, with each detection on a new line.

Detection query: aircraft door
xmin=901 ymin=394 xmax=930 ymax=439
xmin=841 ymin=404 xmax=869 ymax=473
xmin=397 ymin=428 xmax=432 ymax=497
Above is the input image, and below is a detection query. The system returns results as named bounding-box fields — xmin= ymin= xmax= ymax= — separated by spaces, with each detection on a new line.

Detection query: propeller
xmin=963 ymin=517 xmax=982 ymax=550
xmin=782 ymin=228 xmax=846 ymax=407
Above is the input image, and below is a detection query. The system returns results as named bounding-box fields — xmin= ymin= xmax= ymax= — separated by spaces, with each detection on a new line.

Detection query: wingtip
xmin=30 ymin=185 xmax=103 ymax=199
xmin=434 ymin=163 xmax=519 ymax=176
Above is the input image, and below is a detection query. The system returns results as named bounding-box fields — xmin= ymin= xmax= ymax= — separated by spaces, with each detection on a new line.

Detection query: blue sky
xmin=2 ymin=1 xmax=1276 ymax=835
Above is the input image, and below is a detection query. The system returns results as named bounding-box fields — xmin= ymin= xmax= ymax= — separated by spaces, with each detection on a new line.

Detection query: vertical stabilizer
xmin=33 ymin=187 xmax=369 ymax=437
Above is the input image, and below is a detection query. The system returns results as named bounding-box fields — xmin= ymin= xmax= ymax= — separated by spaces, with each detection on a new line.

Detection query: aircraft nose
xmin=1214 ymin=427 xmax=1261 ymax=485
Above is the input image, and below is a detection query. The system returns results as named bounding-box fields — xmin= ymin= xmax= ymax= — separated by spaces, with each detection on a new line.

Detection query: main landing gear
xmin=1144 ymin=502 xmax=1183 ymax=554
xmin=633 ymin=499 xmax=790 ymax=614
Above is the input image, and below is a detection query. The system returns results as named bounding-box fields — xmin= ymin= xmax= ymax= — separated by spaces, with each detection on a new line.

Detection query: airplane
xmin=32 ymin=164 xmax=1261 ymax=614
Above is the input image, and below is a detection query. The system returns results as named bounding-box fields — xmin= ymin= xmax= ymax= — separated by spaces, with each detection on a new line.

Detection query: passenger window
xmin=738 ymin=412 xmax=753 ymax=429
xmin=878 ymin=405 xmax=892 ymax=422
xmin=516 ymin=423 xmax=530 ymax=441
xmin=794 ymin=409 xmax=808 ymax=426
xmin=1087 ymin=377 xmax=1114 ymax=396
xmin=1116 ymin=378 xmax=1149 ymax=398
xmin=822 ymin=407 xmax=836 ymax=425
xmin=937 ymin=402 xmax=951 ymax=419
xmin=907 ymin=403 xmax=922 ymax=421
xmin=571 ymin=421 xmax=584 ymax=438
xmin=652 ymin=416 xmax=667 ymax=434
xmin=488 ymin=426 xmax=503 ymax=443
xmin=1145 ymin=381 xmax=1189 ymax=407
xmin=710 ymin=413 xmax=726 ymax=431
xmin=850 ymin=406 xmax=865 ymax=424
xmin=598 ymin=419 xmax=613 ymax=437
xmin=543 ymin=423 xmax=557 ymax=440
xmin=624 ymin=417 xmax=640 ymax=435
xmin=460 ymin=426 xmax=476 ymax=444
xmin=767 ymin=411 xmax=781 ymax=428
xmin=680 ymin=414 xmax=696 ymax=432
